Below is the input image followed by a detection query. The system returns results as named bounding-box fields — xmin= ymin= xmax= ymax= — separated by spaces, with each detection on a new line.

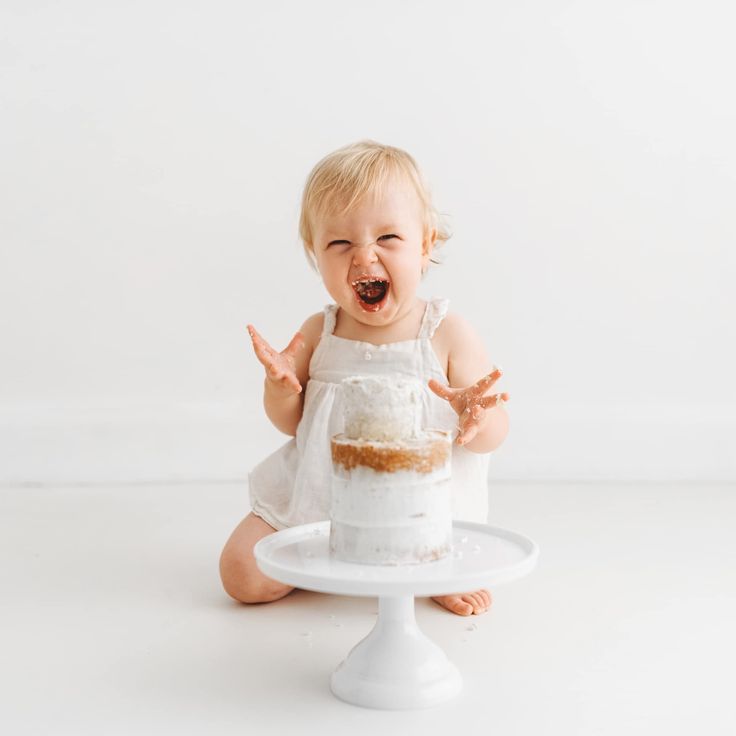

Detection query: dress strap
xmin=417 ymin=297 xmax=449 ymax=339
xmin=321 ymin=303 xmax=339 ymax=336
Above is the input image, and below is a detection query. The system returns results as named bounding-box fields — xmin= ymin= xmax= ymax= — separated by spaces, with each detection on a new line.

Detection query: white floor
xmin=1 ymin=481 xmax=734 ymax=735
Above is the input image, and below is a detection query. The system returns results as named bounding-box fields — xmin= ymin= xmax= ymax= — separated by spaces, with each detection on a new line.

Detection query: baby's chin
xmin=346 ymin=292 xmax=423 ymax=331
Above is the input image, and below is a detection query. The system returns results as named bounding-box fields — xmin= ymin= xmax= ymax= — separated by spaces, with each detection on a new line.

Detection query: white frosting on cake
xmin=330 ymin=448 xmax=452 ymax=565
xmin=342 ymin=374 xmax=422 ymax=442
xmin=330 ymin=375 xmax=452 ymax=566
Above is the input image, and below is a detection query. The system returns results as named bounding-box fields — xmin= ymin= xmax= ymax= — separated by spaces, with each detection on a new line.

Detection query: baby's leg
xmin=431 ymin=590 xmax=492 ymax=616
xmin=219 ymin=512 xmax=295 ymax=604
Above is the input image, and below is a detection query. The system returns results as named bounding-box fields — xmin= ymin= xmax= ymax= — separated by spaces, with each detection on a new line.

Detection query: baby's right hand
xmin=247 ymin=324 xmax=305 ymax=396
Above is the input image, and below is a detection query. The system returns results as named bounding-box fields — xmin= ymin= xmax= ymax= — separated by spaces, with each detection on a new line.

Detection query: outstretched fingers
xmin=247 ymin=325 xmax=277 ymax=368
xmin=428 ymin=378 xmax=458 ymax=401
xmin=456 ymin=423 xmax=479 ymax=446
xmin=246 ymin=324 xmax=270 ymax=353
xmin=470 ymin=367 xmax=503 ymax=397
xmin=479 ymin=392 xmax=510 ymax=409
xmin=246 ymin=324 xmax=302 ymax=393
xmin=457 ymin=392 xmax=510 ymax=445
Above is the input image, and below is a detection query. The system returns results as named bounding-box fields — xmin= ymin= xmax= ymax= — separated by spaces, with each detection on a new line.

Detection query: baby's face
xmin=312 ymin=176 xmax=435 ymax=329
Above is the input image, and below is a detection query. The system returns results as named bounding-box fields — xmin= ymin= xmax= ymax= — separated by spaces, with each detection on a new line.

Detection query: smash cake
xmin=329 ymin=375 xmax=453 ymax=565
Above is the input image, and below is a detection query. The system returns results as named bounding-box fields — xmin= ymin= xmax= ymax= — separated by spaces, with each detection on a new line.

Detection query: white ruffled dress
xmin=248 ymin=297 xmax=491 ymax=530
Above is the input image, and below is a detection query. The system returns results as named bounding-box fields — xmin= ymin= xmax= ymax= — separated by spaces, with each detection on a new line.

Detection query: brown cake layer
xmin=331 ymin=430 xmax=451 ymax=474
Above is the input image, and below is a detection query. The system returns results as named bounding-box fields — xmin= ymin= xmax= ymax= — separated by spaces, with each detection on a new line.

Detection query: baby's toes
xmin=432 ymin=595 xmax=473 ymax=616
xmin=464 ymin=593 xmax=484 ymax=614
xmin=466 ymin=591 xmax=491 ymax=614
xmin=449 ymin=596 xmax=474 ymax=615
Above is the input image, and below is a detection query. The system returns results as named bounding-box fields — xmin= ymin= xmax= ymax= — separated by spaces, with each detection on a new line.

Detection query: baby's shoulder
xmin=434 ymin=309 xmax=481 ymax=348
xmin=430 ymin=310 xmax=480 ymax=377
xmin=298 ymin=311 xmax=326 ymax=351
xmin=434 ymin=309 xmax=493 ymax=385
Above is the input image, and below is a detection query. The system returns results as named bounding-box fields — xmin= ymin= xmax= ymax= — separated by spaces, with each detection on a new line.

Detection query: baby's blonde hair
xmin=299 ymin=140 xmax=450 ymax=270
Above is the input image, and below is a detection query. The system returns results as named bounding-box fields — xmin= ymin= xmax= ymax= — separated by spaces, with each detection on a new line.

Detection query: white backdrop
xmin=1 ymin=0 xmax=734 ymax=485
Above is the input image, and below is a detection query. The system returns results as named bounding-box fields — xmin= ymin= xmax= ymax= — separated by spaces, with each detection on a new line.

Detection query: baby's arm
xmin=430 ymin=312 xmax=510 ymax=454
xmin=247 ymin=313 xmax=322 ymax=436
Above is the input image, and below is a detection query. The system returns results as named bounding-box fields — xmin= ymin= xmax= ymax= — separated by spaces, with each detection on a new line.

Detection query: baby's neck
xmin=333 ymin=298 xmax=427 ymax=346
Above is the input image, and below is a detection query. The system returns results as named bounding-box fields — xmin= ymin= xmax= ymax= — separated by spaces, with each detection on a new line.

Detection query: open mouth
xmin=351 ymin=278 xmax=390 ymax=312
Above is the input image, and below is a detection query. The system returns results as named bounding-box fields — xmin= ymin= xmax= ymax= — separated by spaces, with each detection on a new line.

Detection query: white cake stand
xmin=254 ymin=520 xmax=538 ymax=710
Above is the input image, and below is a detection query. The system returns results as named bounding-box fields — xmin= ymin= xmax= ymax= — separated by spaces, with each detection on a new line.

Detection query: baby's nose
xmin=352 ymin=242 xmax=379 ymax=266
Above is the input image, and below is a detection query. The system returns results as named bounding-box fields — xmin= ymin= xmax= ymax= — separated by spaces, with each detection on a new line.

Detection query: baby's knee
xmin=219 ymin=548 xmax=256 ymax=602
xmin=219 ymin=548 xmax=287 ymax=604
xmin=224 ymin=576 xmax=290 ymax=604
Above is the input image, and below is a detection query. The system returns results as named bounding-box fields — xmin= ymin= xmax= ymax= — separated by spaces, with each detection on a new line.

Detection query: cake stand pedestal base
xmin=330 ymin=594 xmax=461 ymax=710
xmin=254 ymin=520 xmax=539 ymax=710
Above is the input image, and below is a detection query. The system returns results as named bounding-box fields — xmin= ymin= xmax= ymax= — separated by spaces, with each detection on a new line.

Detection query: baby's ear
xmin=423 ymin=227 xmax=438 ymax=255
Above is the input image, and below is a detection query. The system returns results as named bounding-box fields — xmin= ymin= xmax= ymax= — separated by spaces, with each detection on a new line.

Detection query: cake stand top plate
xmin=254 ymin=521 xmax=539 ymax=597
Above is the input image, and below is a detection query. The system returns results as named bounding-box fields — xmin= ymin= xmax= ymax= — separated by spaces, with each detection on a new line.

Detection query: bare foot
xmin=431 ymin=589 xmax=492 ymax=616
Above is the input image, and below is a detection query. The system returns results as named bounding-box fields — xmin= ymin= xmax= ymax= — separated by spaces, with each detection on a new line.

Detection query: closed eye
xmin=326 ymin=234 xmax=399 ymax=248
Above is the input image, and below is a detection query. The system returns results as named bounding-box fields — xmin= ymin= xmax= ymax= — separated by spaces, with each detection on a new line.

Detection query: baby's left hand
xmin=429 ymin=369 xmax=509 ymax=446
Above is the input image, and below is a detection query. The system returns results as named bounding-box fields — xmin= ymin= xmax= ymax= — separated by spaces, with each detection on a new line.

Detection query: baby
xmin=220 ymin=140 xmax=509 ymax=616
